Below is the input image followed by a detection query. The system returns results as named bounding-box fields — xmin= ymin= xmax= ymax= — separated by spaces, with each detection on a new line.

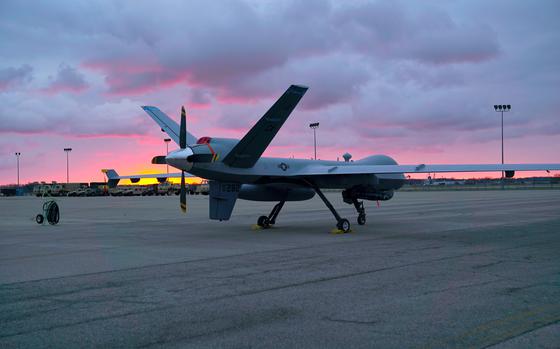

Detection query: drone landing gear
xmin=352 ymin=198 xmax=366 ymax=225
xmin=257 ymin=200 xmax=285 ymax=229
xmin=310 ymin=184 xmax=351 ymax=234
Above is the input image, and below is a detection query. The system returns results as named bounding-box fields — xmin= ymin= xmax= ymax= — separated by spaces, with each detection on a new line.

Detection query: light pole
xmin=64 ymin=148 xmax=72 ymax=183
xmin=309 ymin=122 xmax=319 ymax=160
xmin=164 ymin=138 xmax=171 ymax=174
xmin=15 ymin=152 xmax=21 ymax=186
xmin=494 ymin=104 xmax=511 ymax=189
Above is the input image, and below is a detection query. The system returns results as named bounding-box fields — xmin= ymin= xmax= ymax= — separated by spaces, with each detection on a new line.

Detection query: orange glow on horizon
xmin=115 ymin=168 xmax=202 ymax=186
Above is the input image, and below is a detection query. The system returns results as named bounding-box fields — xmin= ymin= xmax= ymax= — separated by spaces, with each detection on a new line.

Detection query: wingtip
xmin=291 ymin=84 xmax=309 ymax=90
xmin=289 ymin=84 xmax=308 ymax=96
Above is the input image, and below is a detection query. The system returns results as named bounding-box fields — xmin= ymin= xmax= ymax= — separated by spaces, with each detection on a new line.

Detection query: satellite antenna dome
xmin=343 ymin=152 xmax=352 ymax=162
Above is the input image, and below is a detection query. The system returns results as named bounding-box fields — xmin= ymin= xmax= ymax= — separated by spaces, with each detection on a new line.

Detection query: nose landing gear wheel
xmin=337 ymin=219 xmax=351 ymax=233
xmin=357 ymin=214 xmax=366 ymax=225
xmin=36 ymin=214 xmax=44 ymax=224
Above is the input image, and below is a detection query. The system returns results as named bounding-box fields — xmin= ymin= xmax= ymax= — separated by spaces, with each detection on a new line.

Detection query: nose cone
xmin=166 ymin=148 xmax=194 ymax=171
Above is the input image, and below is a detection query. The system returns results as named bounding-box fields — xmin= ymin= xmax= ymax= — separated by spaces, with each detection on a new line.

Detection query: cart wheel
xmin=36 ymin=214 xmax=44 ymax=224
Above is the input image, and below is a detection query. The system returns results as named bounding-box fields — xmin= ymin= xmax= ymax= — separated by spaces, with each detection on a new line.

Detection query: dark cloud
xmin=207 ymin=54 xmax=371 ymax=110
xmin=0 ymin=1 xmax=501 ymax=100
xmin=189 ymin=89 xmax=212 ymax=109
xmin=334 ymin=1 xmax=500 ymax=65
xmin=401 ymin=28 xmax=499 ymax=65
xmin=43 ymin=63 xmax=88 ymax=94
xmin=75 ymin=0 xmax=499 ymax=98
xmin=0 ymin=65 xmax=33 ymax=91
xmin=76 ymin=1 xmax=336 ymax=96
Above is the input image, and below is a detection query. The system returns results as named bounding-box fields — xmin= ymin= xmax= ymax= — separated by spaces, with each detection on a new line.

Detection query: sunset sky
xmin=1 ymin=0 xmax=559 ymax=185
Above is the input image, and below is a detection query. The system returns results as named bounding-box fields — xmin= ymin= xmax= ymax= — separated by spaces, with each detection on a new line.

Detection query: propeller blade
xmin=180 ymin=171 xmax=187 ymax=213
xmin=180 ymin=106 xmax=187 ymax=149
xmin=151 ymin=155 xmax=167 ymax=164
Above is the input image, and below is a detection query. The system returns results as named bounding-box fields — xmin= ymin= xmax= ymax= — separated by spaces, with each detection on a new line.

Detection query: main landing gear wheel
xmin=305 ymin=180 xmax=352 ymax=234
xmin=257 ymin=201 xmax=285 ymax=229
xmin=337 ymin=219 xmax=351 ymax=233
xmin=257 ymin=215 xmax=270 ymax=228
xmin=357 ymin=213 xmax=366 ymax=225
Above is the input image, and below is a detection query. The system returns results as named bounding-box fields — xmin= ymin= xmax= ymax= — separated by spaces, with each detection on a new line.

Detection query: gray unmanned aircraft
xmin=104 ymin=85 xmax=560 ymax=233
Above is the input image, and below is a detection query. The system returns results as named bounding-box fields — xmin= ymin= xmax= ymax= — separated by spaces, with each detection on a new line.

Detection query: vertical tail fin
xmin=141 ymin=106 xmax=198 ymax=145
xmin=102 ymin=169 xmax=120 ymax=187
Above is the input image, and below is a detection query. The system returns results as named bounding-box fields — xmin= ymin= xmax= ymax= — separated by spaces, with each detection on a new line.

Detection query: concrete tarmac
xmin=1 ymin=191 xmax=559 ymax=348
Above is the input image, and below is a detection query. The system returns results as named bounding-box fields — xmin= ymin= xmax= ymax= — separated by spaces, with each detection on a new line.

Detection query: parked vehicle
xmin=36 ymin=183 xmax=87 ymax=197
xmin=157 ymin=182 xmax=174 ymax=195
xmin=122 ymin=186 xmax=145 ymax=196
xmin=67 ymin=188 xmax=82 ymax=197
xmin=141 ymin=185 xmax=158 ymax=196
xmin=109 ymin=186 xmax=126 ymax=196
xmin=33 ymin=184 xmax=52 ymax=197
xmin=50 ymin=184 xmax=66 ymax=196
xmin=189 ymin=181 xmax=209 ymax=195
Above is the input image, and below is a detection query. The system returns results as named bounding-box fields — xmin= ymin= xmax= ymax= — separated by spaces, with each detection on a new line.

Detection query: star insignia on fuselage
xmin=278 ymin=162 xmax=289 ymax=171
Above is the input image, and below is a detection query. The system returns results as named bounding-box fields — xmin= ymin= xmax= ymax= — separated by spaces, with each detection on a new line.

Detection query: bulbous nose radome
xmin=165 ymin=147 xmax=194 ymax=171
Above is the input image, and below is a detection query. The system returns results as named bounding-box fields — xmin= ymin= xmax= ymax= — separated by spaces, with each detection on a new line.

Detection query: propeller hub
xmin=166 ymin=147 xmax=194 ymax=171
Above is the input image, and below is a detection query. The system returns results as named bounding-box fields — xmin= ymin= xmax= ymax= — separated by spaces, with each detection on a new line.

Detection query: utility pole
xmin=493 ymin=105 xmax=511 ymax=189
xmin=15 ymin=152 xmax=21 ymax=186
xmin=64 ymin=148 xmax=72 ymax=183
xmin=309 ymin=122 xmax=319 ymax=160
xmin=164 ymin=138 xmax=171 ymax=174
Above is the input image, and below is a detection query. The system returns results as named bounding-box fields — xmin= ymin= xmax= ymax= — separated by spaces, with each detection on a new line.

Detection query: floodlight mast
xmin=164 ymin=138 xmax=171 ymax=174
xmin=15 ymin=152 xmax=21 ymax=187
xmin=64 ymin=148 xmax=72 ymax=183
xmin=493 ymin=104 xmax=511 ymax=189
xmin=309 ymin=122 xmax=320 ymax=160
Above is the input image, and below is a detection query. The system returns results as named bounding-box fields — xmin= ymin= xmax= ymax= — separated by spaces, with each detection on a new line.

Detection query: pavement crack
xmin=0 ymin=305 xmax=175 ymax=339
xmin=482 ymin=318 xmax=560 ymax=349
xmin=472 ymin=260 xmax=505 ymax=269
xmin=418 ymin=280 xmax=500 ymax=297
xmin=323 ymin=316 xmax=377 ymax=326
xmin=208 ymin=246 xmax=537 ymax=301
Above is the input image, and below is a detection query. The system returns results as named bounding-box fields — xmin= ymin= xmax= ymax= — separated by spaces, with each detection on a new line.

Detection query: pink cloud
xmin=0 ymin=64 xmax=33 ymax=91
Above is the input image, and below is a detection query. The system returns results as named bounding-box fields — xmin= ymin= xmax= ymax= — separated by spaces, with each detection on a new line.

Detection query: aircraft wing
xmin=141 ymin=106 xmax=198 ymax=145
xmin=109 ymin=173 xmax=195 ymax=180
xmin=290 ymin=163 xmax=560 ymax=176
xmin=102 ymin=169 xmax=195 ymax=187
xmin=222 ymin=85 xmax=308 ymax=168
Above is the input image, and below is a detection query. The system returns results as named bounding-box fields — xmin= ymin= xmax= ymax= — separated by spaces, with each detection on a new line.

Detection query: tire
xmin=257 ymin=215 xmax=270 ymax=228
xmin=36 ymin=214 xmax=44 ymax=224
xmin=357 ymin=214 xmax=366 ymax=225
xmin=337 ymin=218 xmax=351 ymax=233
